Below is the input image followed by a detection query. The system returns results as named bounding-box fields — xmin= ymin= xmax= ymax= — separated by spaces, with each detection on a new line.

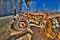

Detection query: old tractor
xmin=11 ymin=11 xmax=57 ymax=40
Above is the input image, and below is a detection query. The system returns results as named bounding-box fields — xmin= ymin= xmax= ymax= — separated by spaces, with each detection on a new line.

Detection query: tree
xmin=25 ymin=0 xmax=30 ymax=11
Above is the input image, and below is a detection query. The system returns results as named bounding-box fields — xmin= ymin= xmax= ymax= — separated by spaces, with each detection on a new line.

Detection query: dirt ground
xmin=7 ymin=26 xmax=49 ymax=40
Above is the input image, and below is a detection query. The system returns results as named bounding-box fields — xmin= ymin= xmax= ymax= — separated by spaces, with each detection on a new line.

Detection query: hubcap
xmin=18 ymin=22 xmax=26 ymax=28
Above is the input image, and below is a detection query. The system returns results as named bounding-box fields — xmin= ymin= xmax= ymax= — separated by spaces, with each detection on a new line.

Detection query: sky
xmin=0 ymin=0 xmax=60 ymax=16
xmin=22 ymin=0 xmax=60 ymax=12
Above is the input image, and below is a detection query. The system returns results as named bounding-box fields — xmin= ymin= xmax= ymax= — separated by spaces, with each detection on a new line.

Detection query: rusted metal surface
xmin=10 ymin=12 xmax=58 ymax=40
xmin=0 ymin=12 xmax=60 ymax=40
xmin=31 ymin=26 xmax=48 ymax=40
